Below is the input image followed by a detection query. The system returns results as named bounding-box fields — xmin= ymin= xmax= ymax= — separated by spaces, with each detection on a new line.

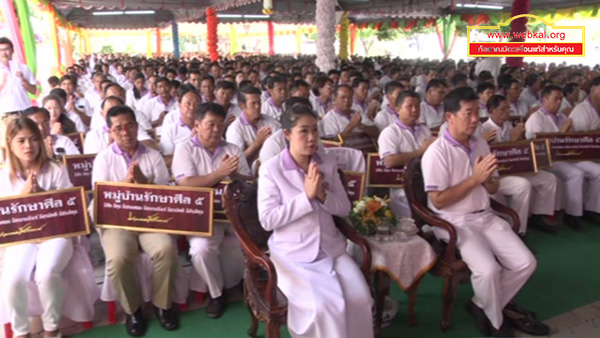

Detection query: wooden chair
xmin=403 ymin=158 xmax=520 ymax=331
xmin=224 ymin=180 xmax=372 ymax=338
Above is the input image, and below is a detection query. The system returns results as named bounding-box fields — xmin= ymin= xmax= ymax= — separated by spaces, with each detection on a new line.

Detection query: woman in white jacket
xmin=257 ymin=105 xmax=374 ymax=338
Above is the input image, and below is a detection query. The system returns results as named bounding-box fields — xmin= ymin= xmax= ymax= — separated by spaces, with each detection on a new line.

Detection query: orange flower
xmin=367 ymin=199 xmax=382 ymax=213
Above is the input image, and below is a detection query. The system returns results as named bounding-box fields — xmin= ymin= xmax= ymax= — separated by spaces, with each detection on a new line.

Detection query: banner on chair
xmin=338 ymin=133 xmax=377 ymax=154
xmin=490 ymin=139 xmax=551 ymax=176
xmin=366 ymin=153 xmax=404 ymax=188
xmin=63 ymin=154 xmax=95 ymax=192
xmin=213 ymin=181 xmax=230 ymax=223
xmin=535 ymin=132 xmax=600 ymax=162
xmin=342 ymin=171 xmax=366 ymax=203
xmin=94 ymin=182 xmax=214 ymax=237
xmin=64 ymin=132 xmax=85 ymax=154
xmin=0 ymin=187 xmax=90 ymax=248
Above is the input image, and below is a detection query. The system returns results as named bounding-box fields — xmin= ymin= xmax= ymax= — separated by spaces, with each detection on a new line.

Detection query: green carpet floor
xmin=74 ymin=221 xmax=600 ymax=338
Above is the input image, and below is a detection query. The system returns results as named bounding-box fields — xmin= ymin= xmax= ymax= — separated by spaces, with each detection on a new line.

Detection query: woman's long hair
xmin=42 ymin=95 xmax=77 ymax=134
xmin=4 ymin=117 xmax=53 ymax=182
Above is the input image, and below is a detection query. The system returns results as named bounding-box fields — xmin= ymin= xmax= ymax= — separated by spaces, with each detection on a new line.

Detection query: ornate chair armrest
xmin=334 ymin=216 xmax=372 ymax=284
xmin=409 ymin=203 xmax=459 ymax=262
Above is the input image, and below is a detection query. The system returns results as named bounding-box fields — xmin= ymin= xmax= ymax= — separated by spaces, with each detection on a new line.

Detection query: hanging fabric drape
xmin=267 ymin=21 xmax=275 ymax=56
xmin=156 ymin=28 xmax=162 ymax=56
xmin=0 ymin=0 xmax=26 ymax=65
xmin=13 ymin=0 xmax=37 ymax=77
xmin=506 ymin=0 xmax=530 ymax=67
xmin=64 ymin=29 xmax=74 ymax=67
xmin=315 ymin=0 xmax=336 ymax=72
xmin=206 ymin=7 xmax=219 ymax=62
xmin=350 ymin=23 xmax=357 ymax=56
xmin=435 ymin=15 xmax=459 ymax=60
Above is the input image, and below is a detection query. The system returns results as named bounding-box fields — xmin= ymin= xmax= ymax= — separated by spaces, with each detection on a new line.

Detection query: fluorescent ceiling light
xmin=216 ymin=14 xmax=271 ymax=19
xmin=92 ymin=11 xmax=124 ymax=16
xmin=456 ymin=3 xmax=503 ymax=10
xmin=124 ymin=10 xmax=155 ymax=15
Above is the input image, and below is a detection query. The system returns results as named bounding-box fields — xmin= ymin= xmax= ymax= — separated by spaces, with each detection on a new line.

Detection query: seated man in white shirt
xmin=419 ymin=79 xmax=448 ymax=129
xmin=525 ymin=85 xmax=600 ymax=229
xmin=173 ymin=103 xmax=252 ymax=319
xmin=374 ymin=81 xmax=404 ymax=131
xmin=519 ymin=73 xmax=542 ymax=111
xmin=92 ymin=105 xmax=178 ymax=336
xmin=84 ymin=72 xmax=106 ymax=111
xmin=60 ymin=75 xmax=92 ymax=127
xmin=23 ymin=106 xmax=80 ymax=157
xmin=415 ymin=67 xmax=438 ymax=100
xmin=159 ymin=85 xmax=200 ymax=166
xmin=321 ymin=85 xmax=379 ymax=139
xmin=84 ymin=96 xmax=155 ymax=154
xmin=261 ymin=76 xmax=287 ymax=121
xmin=289 ymin=79 xmax=311 ymax=100
xmin=570 ymin=76 xmax=600 ymax=132
xmin=559 ymin=83 xmax=579 ymax=116
xmin=423 ymin=87 xmax=547 ymax=337
xmin=477 ymin=82 xmax=496 ymax=118
xmin=226 ymin=86 xmax=281 ymax=164
xmin=214 ymin=80 xmax=242 ymax=128
xmin=482 ymin=95 xmax=559 ymax=234
xmin=200 ymin=75 xmax=216 ymax=103
xmin=378 ymin=90 xmax=436 ymax=217
xmin=351 ymin=78 xmax=379 ymax=123
xmin=141 ymin=77 xmax=178 ymax=132
xmin=502 ymin=79 xmax=530 ymax=117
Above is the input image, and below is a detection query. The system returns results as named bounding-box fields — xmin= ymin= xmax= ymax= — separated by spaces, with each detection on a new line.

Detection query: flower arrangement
xmin=348 ymin=196 xmax=397 ymax=236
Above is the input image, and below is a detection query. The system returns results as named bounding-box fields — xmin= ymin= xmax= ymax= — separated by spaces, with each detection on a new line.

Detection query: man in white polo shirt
xmin=351 ymin=77 xmax=379 ymax=123
xmin=0 ymin=37 xmax=37 ymax=115
xmin=423 ymin=87 xmax=546 ymax=337
xmin=142 ymin=77 xmax=177 ymax=131
xmin=570 ymin=76 xmax=600 ymax=132
xmin=226 ymin=86 xmax=280 ymax=164
xmin=214 ymin=80 xmax=242 ymax=129
xmin=525 ymin=85 xmax=600 ymax=229
xmin=378 ymin=90 xmax=436 ymax=217
xmin=84 ymin=72 xmax=106 ymax=112
xmin=482 ymin=95 xmax=559 ymax=234
xmin=92 ymin=105 xmax=178 ymax=336
xmin=159 ymin=85 xmax=200 ymax=166
xmin=503 ymin=79 xmax=529 ymax=117
xmin=24 ymin=106 xmax=80 ymax=156
xmin=261 ymin=75 xmax=287 ymax=121
xmin=172 ymin=103 xmax=252 ymax=319
xmin=374 ymin=81 xmax=404 ymax=131
xmin=321 ymin=85 xmax=379 ymax=139
xmin=419 ymin=79 xmax=448 ymax=129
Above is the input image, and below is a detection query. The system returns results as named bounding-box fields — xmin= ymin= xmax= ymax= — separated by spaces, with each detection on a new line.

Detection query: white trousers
xmin=188 ymin=223 xmax=244 ymax=298
xmin=494 ymin=176 xmax=531 ymax=234
xmin=549 ymin=161 xmax=589 ymax=216
xmin=575 ymin=161 xmax=600 ymax=213
xmin=1 ymin=238 xmax=73 ymax=336
xmin=522 ymin=170 xmax=558 ymax=216
xmin=389 ymin=188 xmax=411 ymax=218
xmin=433 ymin=211 xmax=536 ymax=330
xmin=271 ymin=252 xmax=374 ymax=338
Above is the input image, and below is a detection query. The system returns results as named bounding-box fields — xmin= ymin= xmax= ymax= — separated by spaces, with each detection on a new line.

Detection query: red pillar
xmin=267 ymin=21 xmax=275 ymax=56
xmin=156 ymin=28 xmax=162 ymax=56
xmin=506 ymin=0 xmax=530 ymax=67
xmin=350 ymin=23 xmax=357 ymax=55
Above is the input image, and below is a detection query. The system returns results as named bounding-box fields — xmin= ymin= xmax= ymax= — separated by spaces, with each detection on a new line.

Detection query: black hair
xmin=132 ymin=73 xmax=146 ymax=99
xmin=451 ymin=73 xmax=468 ymax=87
xmin=189 ymin=68 xmax=202 ymax=76
xmin=59 ymin=74 xmax=77 ymax=87
xmin=48 ymin=88 xmax=67 ymax=102
xmin=290 ymin=79 xmax=310 ymax=92
xmin=0 ymin=37 xmax=14 ymax=51
xmin=283 ymin=96 xmax=313 ymax=112
xmin=201 ymin=74 xmax=215 ymax=84
xmin=42 ymin=94 xmax=77 ymax=133
xmin=444 ymin=87 xmax=479 ymax=114
xmin=237 ymin=85 xmax=261 ymax=104
xmin=486 ymin=94 xmax=507 ymax=113
xmin=395 ymin=90 xmax=421 ymax=107
xmin=23 ymin=106 xmax=50 ymax=120
xmin=178 ymin=65 xmax=188 ymax=75
xmin=48 ymin=76 xmax=60 ymax=87
xmin=156 ymin=76 xmax=171 ymax=86
xmin=171 ymin=80 xmax=181 ymax=90
xmin=177 ymin=84 xmax=200 ymax=102
xmin=267 ymin=75 xmax=286 ymax=89
xmin=563 ymin=82 xmax=579 ymax=97
xmin=476 ymin=82 xmax=496 ymax=94
xmin=541 ymin=85 xmax=563 ymax=99
xmin=238 ymin=80 xmax=253 ymax=90
xmin=215 ymin=80 xmax=236 ymax=92
xmin=333 ymin=84 xmax=352 ymax=98
xmin=384 ymin=81 xmax=404 ymax=94
xmin=351 ymin=77 xmax=369 ymax=89
xmin=590 ymin=75 xmax=600 ymax=88
xmin=196 ymin=102 xmax=226 ymax=122
xmin=525 ymin=73 xmax=540 ymax=88
xmin=497 ymin=74 xmax=514 ymax=91
xmin=103 ymin=83 xmax=125 ymax=98
xmin=101 ymin=95 xmax=125 ymax=111
xmin=165 ymin=68 xmax=177 ymax=76
xmin=426 ymin=79 xmax=447 ymax=93
xmin=281 ymin=105 xmax=318 ymax=131
xmin=312 ymin=75 xmax=333 ymax=96
xmin=106 ymin=105 xmax=137 ymax=128
xmin=477 ymin=71 xmax=494 ymax=84
xmin=328 ymin=69 xmax=340 ymax=76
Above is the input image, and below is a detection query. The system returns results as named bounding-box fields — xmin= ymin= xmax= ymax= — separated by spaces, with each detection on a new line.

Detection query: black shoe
xmin=153 ymin=306 xmax=179 ymax=331
xmin=528 ymin=215 xmax=558 ymax=234
xmin=504 ymin=304 xmax=549 ymax=336
xmin=126 ymin=308 xmax=147 ymax=337
xmin=583 ymin=211 xmax=600 ymax=225
xmin=491 ymin=321 xmax=515 ymax=337
xmin=564 ymin=214 xmax=585 ymax=231
xmin=465 ymin=301 xmax=491 ymax=336
xmin=206 ymin=295 xmax=226 ymax=319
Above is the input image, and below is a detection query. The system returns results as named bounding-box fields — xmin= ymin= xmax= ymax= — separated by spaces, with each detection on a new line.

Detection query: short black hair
xmin=451 ymin=73 xmax=468 ymax=87
xmin=384 ymin=81 xmax=404 ymax=94
xmin=103 ymin=83 xmax=125 ymax=97
xmin=426 ymin=79 xmax=447 ymax=93
xmin=283 ymin=96 xmax=313 ymax=112
xmin=486 ymin=94 xmax=507 ymax=113
xmin=444 ymin=87 xmax=479 ymax=114
xmin=101 ymin=95 xmax=125 ymax=110
xmin=290 ymin=79 xmax=310 ymax=92
xmin=23 ymin=106 xmax=50 ymax=120
xmin=60 ymin=75 xmax=77 ymax=86
xmin=395 ymin=90 xmax=421 ymax=107
xmin=201 ymin=74 xmax=215 ymax=84
xmin=333 ymin=84 xmax=352 ymax=98
xmin=48 ymin=76 xmax=60 ymax=87
xmin=0 ymin=37 xmax=14 ymax=51
xmin=563 ymin=82 xmax=579 ymax=97
xmin=281 ymin=105 xmax=318 ymax=131
xmin=156 ymin=76 xmax=171 ymax=86
xmin=106 ymin=105 xmax=137 ymax=128
xmin=215 ymin=80 xmax=236 ymax=92
xmin=351 ymin=77 xmax=369 ymax=89
xmin=267 ymin=75 xmax=286 ymax=89
xmin=541 ymin=85 xmax=562 ymax=99
xmin=477 ymin=71 xmax=494 ymax=84
xmin=590 ymin=75 xmax=600 ymax=88
xmin=178 ymin=84 xmax=200 ymax=102
xmin=49 ymin=88 xmax=67 ymax=102
xmin=237 ymin=85 xmax=261 ymax=104
xmin=525 ymin=73 xmax=540 ymax=88
xmin=476 ymin=82 xmax=495 ymax=94
xmin=497 ymin=74 xmax=514 ymax=91
xmin=196 ymin=102 xmax=226 ymax=122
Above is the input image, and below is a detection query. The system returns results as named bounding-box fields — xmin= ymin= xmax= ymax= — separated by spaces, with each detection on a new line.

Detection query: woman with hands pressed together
xmin=0 ymin=117 xmax=75 ymax=338
xmin=257 ymin=105 xmax=374 ymax=338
